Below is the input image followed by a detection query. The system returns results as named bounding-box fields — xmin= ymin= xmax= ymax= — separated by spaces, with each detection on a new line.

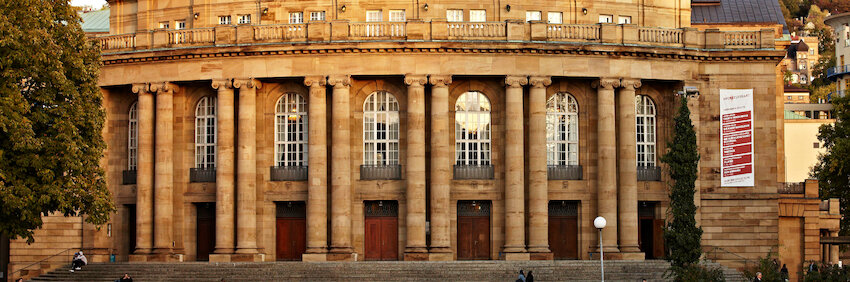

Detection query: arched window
xmin=546 ymin=93 xmax=579 ymax=166
xmin=635 ymin=95 xmax=656 ymax=167
xmin=455 ymin=91 xmax=492 ymax=166
xmin=128 ymin=102 xmax=138 ymax=170
xmin=275 ymin=93 xmax=308 ymax=167
xmin=363 ymin=91 xmax=399 ymax=166
xmin=195 ymin=96 xmax=216 ymax=169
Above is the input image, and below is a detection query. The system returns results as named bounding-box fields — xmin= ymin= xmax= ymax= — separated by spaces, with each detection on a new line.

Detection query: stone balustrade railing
xmin=96 ymin=20 xmax=776 ymax=53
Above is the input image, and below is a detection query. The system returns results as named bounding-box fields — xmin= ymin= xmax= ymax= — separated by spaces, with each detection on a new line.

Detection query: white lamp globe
xmin=594 ymin=216 xmax=607 ymax=229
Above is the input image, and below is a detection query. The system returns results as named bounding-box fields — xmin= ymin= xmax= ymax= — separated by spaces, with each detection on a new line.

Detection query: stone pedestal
xmin=301 ymin=253 xmax=328 ymax=262
xmin=594 ymin=78 xmax=620 ymax=253
xmin=617 ymin=79 xmax=643 ymax=258
xmin=428 ymin=75 xmax=453 ymax=255
xmin=503 ymin=75 xmax=528 ymax=255
xmin=328 ymin=75 xmax=354 ymax=255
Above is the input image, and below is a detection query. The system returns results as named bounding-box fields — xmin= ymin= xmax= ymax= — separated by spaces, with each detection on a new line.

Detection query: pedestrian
xmin=780 ymin=264 xmax=789 ymax=281
xmin=525 ymin=270 xmax=534 ymax=282
xmin=70 ymin=251 xmax=87 ymax=272
xmin=117 ymin=273 xmax=133 ymax=282
xmin=753 ymin=271 xmax=762 ymax=282
xmin=516 ymin=270 xmax=526 ymax=282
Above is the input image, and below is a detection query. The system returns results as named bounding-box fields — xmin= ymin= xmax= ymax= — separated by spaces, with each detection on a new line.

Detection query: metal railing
xmin=189 ymin=167 xmax=216 ymax=183
xmin=547 ymin=165 xmax=583 ymax=180
xmin=637 ymin=166 xmax=662 ymax=181
xmin=122 ymin=170 xmax=137 ymax=185
xmin=454 ymin=165 xmax=495 ymax=180
xmin=360 ymin=165 xmax=402 ymax=180
xmin=827 ymin=64 xmax=850 ymax=80
xmin=9 ymin=248 xmax=77 ymax=280
xmin=270 ymin=166 xmax=308 ymax=181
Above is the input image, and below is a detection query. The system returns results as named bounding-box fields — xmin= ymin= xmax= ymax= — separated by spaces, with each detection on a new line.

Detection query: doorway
xmin=638 ymin=202 xmax=665 ymax=259
xmin=364 ymin=200 xmax=398 ymax=261
xmin=195 ymin=203 xmax=216 ymax=261
xmin=457 ymin=200 xmax=491 ymax=260
xmin=276 ymin=201 xmax=306 ymax=261
xmin=549 ymin=200 xmax=579 ymax=259
xmin=126 ymin=204 xmax=137 ymax=256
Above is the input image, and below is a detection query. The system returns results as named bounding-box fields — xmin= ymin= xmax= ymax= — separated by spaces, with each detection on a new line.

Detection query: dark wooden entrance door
xmin=364 ymin=201 xmax=398 ymax=261
xmin=196 ymin=203 xmax=215 ymax=261
xmin=457 ymin=200 xmax=491 ymax=260
xmin=549 ymin=201 xmax=579 ymax=259
xmin=276 ymin=201 xmax=306 ymax=261
xmin=638 ymin=202 xmax=665 ymax=259
xmin=126 ymin=204 xmax=137 ymax=255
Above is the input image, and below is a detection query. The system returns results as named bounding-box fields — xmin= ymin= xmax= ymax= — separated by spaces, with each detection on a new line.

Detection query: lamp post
xmin=594 ymin=216 xmax=607 ymax=282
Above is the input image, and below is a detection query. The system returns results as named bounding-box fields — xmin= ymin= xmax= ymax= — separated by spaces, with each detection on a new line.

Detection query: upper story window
xmin=175 ymin=20 xmax=186 ymax=30
xmin=219 ymin=15 xmax=231 ymax=25
xmin=618 ymin=16 xmax=632 ymax=24
xmin=526 ymin=11 xmax=542 ymax=22
xmin=548 ymin=12 xmax=563 ymax=24
xmin=195 ymin=96 xmax=217 ymax=169
xmin=158 ymin=22 xmax=170 ymax=29
xmin=635 ymin=95 xmax=656 ymax=167
xmin=455 ymin=91 xmax=491 ymax=166
xmin=363 ymin=91 xmax=400 ymax=166
xmin=238 ymin=14 xmax=251 ymax=24
xmin=366 ymin=10 xmax=382 ymax=22
xmin=310 ymin=11 xmax=326 ymax=22
xmin=289 ymin=12 xmax=304 ymax=24
xmin=128 ymin=102 xmax=138 ymax=170
xmin=389 ymin=10 xmax=406 ymax=22
xmin=275 ymin=93 xmax=308 ymax=167
xmin=598 ymin=14 xmax=613 ymax=23
xmin=546 ymin=93 xmax=579 ymax=166
xmin=470 ymin=10 xmax=486 ymax=22
xmin=447 ymin=9 xmax=463 ymax=22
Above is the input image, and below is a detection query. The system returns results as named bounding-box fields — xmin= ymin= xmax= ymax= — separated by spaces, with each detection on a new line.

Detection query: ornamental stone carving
xmin=428 ymin=75 xmax=452 ymax=87
xmin=232 ymin=78 xmax=262 ymax=89
xmin=148 ymin=82 xmax=178 ymax=94
xmin=327 ymin=75 xmax=351 ymax=88
xmin=304 ymin=76 xmax=327 ymax=87
xmin=592 ymin=78 xmax=621 ymax=90
xmin=211 ymin=79 xmax=233 ymax=90
xmin=620 ymin=78 xmax=642 ymax=90
xmin=404 ymin=74 xmax=428 ymax=86
xmin=529 ymin=76 xmax=552 ymax=88
xmin=505 ymin=75 xmax=528 ymax=88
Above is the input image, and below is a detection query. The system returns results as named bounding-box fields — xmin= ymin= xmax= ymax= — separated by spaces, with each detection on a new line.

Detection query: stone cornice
xmin=233 ymin=78 xmax=262 ymax=89
xmin=428 ymin=75 xmax=452 ymax=87
xmin=529 ymin=76 xmax=552 ymax=88
xmin=149 ymin=82 xmax=178 ymax=94
xmin=304 ymin=76 xmax=327 ymax=87
xmin=211 ymin=79 xmax=233 ymax=90
xmin=620 ymin=78 xmax=642 ymax=90
xmin=505 ymin=76 xmax=529 ymax=88
xmin=404 ymin=74 xmax=428 ymax=87
xmin=592 ymin=78 xmax=620 ymax=90
xmin=327 ymin=75 xmax=351 ymax=88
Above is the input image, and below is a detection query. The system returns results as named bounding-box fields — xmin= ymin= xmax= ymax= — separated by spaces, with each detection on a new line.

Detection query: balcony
xmin=454 ymin=165 xmax=495 ymax=180
xmin=547 ymin=165 xmax=583 ymax=180
xmin=122 ymin=170 xmax=137 ymax=185
xmin=270 ymin=166 xmax=308 ymax=181
xmin=96 ymin=21 xmax=776 ymax=54
xmin=360 ymin=165 xmax=402 ymax=180
xmin=189 ymin=167 xmax=216 ymax=183
xmin=827 ymin=64 xmax=850 ymax=81
xmin=637 ymin=166 xmax=662 ymax=181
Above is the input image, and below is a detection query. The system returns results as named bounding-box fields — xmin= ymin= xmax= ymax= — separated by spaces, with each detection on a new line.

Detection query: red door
xmin=196 ymin=203 xmax=215 ymax=261
xmin=276 ymin=217 xmax=306 ymax=261
xmin=457 ymin=216 xmax=490 ymax=260
xmin=549 ymin=216 xmax=579 ymax=259
xmin=365 ymin=217 xmax=398 ymax=260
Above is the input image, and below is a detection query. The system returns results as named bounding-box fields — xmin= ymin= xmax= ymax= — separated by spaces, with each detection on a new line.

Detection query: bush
xmin=801 ymin=262 xmax=850 ymax=282
xmin=666 ymin=262 xmax=726 ymax=282
xmin=742 ymin=253 xmax=784 ymax=282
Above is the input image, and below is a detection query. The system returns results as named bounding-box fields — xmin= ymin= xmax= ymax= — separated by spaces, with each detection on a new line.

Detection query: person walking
xmin=780 ymin=264 xmax=789 ymax=281
xmin=525 ymin=270 xmax=534 ymax=282
xmin=753 ymin=271 xmax=763 ymax=282
xmin=516 ymin=270 xmax=526 ymax=282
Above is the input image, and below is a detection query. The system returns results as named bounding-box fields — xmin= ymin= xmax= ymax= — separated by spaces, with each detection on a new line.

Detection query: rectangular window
xmin=389 ymin=10 xmax=406 ymax=22
xmin=447 ymin=9 xmax=463 ymax=22
xmin=547 ymin=12 xmax=563 ymax=24
xmin=598 ymin=14 xmax=613 ymax=23
xmin=786 ymin=96 xmax=792 ymax=101
xmin=289 ymin=12 xmax=304 ymax=24
xmin=366 ymin=10 xmax=382 ymax=22
xmin=218 ymin=15 xmax=231 ymax=25
xmin=238 ymin=14 xmax=251 ymax=24
xmin=175 ymin=20 xmax=186 ymax=30
xmin=158 ymin=21 xmax=170 ymax=29
xmin=310 ymin=11 xmax=326 ymax=21
xmin=526 ymin=11 xmax=542 ymax=22
xmin=470 ymin=10 xmax=486 ymax=22
xmin=618 ymin=16 xmax=632 ymax=24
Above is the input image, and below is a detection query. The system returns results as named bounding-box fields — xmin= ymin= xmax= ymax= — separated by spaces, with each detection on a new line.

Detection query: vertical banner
xmin=720 ymin=89 xmax=755 ymax=187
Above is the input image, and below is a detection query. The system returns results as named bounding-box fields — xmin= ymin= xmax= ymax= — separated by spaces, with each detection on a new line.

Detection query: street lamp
xmin=594 ymin=216 xmax=607 ymax=282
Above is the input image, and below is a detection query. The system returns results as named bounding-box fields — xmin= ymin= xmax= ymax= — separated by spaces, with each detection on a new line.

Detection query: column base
xmin=235 ymin=248 xmax=259 ymax=254
xmin=589 ymin=251 xmax=623 ymax=260
xmin=504 ymin=252 xmax=531 ymax=261
xmin=208 ymin=254 xmax=233 ymax=262
xmin=403 ymin=252 xmax=430 ymax=261
xmin=128 ymin=254 xmax=149 ymax=262
xmin=327 ymin=252 xmax=355 ymax=261
xmin=620 ymin=251 xmax=645 ymax=260
xmin=151 ymin=248 xmax=173 ymax=254
xmin=302 ymin=253 xmax=328 ymax=262
xmin=428 ymin=252 xmax=454 ymax=261
xmin=231 ymin=253 xmax=265 ymax=262
xmin=147 ymin=253 xmax=184 ymax=262
xmin=529 ymin=252 xmax=554 ymax=260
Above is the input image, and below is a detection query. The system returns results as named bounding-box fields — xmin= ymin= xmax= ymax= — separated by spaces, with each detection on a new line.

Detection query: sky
xmin=70 ymin=0 xmax=107 ymax=8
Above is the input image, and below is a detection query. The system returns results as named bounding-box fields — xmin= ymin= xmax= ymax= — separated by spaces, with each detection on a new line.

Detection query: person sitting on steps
xmin=69 ymin=251 xmax=87 ymax=272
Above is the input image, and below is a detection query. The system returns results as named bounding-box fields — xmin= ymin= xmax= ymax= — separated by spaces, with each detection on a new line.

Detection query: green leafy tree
xmin=812 ymin=95 xmax=850 ymax=236
xmin=0 ymin=0 xmax=114 ymax=242
xmin=661 ymin=96 xmax=703 ymax=276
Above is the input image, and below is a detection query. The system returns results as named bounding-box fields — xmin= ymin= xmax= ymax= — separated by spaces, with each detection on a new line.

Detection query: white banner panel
xmin=719 ymin=89 xmax=755 ymax=187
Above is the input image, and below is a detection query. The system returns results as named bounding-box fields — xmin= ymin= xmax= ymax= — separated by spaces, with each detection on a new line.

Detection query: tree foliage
xmin=812 ymin=95 xmax=850 ymax=236
xmin=814 ymin=0 xmax=850 ymax=14
xmin=661 ymin=96 xmax=703 ymax=274
xmin=0 ymin=0 xmax=114 ymax=242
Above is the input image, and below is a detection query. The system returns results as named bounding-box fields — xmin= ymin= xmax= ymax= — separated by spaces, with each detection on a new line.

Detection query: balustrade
xmin=254 ymin=24 xmax=307 ymax=41
xmin=349 ymin=22 xmax=406 ymax=38
xmin=99 ymin=33 xmax=136 ymax=51
xmin=546 ymin=24 xmax=600 ymax=41
xmin=446 ymin=22 xmax=506 ymax=39
xmin=168 ymin=28 xmax=215 ymax=46
xmin=638 ymin=27 xmax=683 ymax=44
xmin=723 ymin=31 xmax=758 ymax=48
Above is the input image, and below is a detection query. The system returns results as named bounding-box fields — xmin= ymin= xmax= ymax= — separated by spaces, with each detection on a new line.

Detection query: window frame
xmin=618 ymin=15 xmax=632 ymax=24
xmin=128 ymin=102 xmax=138 ymax=170
xmin=455 ymin=91 xmax=492 ymax=166
xmin=238 ymin=14 xmax=252 ymax=24
xmin=469 ymin=10 xmax=486 ymax=22
xmin=309 ymin=11 xmax=326 ymax=22
xmin=195 ymin=96 xmax=217 ymax=169
xmin=363 ymin=91 xmax=400 ymax=166
xmin=366 ymin=10 xmax=383 ymax=22
xmin=635 ymin=95 xmax=657 ymax=167
xmin=598 ymin=14 xmax=613 ymax=23
xmin=447 ymin=9 xmax=464 ymax=22
xmin=389 ymin=10 xmax=406 ymax=22
xmin=546 ymin=93 xmax=579 ymax=166
xmin=289 ymin=12 xmax=304 ymax=24
xmin=526 ymin=11 xmax=542 ymax=22
xmin=547 ymin=12 xmax=563 ymax=24
xmin=218 ymin=15 xmax=231 ymax=25
xmin=275 ymin=93 xmax=309 ymax=167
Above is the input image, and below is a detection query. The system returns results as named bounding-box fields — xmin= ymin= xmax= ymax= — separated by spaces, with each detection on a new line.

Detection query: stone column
xmin=151 ymin=82 xmax=176 ymax=255
xmin=212 ymin=79 xmax=235 ymax=257
xmin=428 ymin=75 xmax=453 ymax=260
xmin=328 ymin=75 xmax=354 ymax=259
xmin=504 ymin=75 xmax=528 ymax=259
xmin=131 ymin=83 xmax=153 ymax=257
xmin=234 ymin=78 xmax=262 ymax=258
xmin=617 ymin=78 xmax=642 ymax=258
xmin=830 ymin=231 xmax=839 ymax=264
xmin=594 ymin=78 xmax=620 ymax=253
xmin=303 ymin=76 xmax=329 ymax=260
xmin=404 ymin=74 xmax=429 ymax=260
xmin=527 ymin=76 xmax=552 ymax=257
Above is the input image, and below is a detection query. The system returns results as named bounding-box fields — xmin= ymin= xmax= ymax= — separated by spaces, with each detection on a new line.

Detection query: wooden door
xmin=549 ymin=216 xmax=579 ymax=259
xmin=458 ymin=216 xmax=490 ymax=260
xmin=127 ymin=205 xmax=137 ymax=255
xmin=364 ymin=201 xmax=399 ymax=261
xmin=196 ymin=203 xmax=215 ymax=261
xmin=276 ymin=201 xmax=306 ymax=261
xmin=652 ymin=219 xmax=666 ymax=259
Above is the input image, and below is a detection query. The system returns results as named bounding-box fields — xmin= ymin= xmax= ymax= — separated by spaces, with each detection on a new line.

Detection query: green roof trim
xmin=79 ymin=10 xmax=109 ymax=33
xmin=784 ymin=110 xmax=811 ymax=120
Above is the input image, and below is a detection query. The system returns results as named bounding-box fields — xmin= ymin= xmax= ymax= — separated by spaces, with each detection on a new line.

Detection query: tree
xmin=812 ymin=95 xmax=850 ymax=236
xmin=661 ymin=96 xmax=703 ymax=271
xmin=814 ymin=0 xmax=850 ymax=14
xmin=0 ymin=0 xmax=114 ymax=242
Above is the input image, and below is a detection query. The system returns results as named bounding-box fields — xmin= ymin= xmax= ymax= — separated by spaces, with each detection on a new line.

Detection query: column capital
xmin=592 ymin=78 xmax=620 ymax=90
xmin=233 ymin=78 xmax=262 ymax=89
xmin=149 ymin=82 xmax=179 ymax=94
xmin=304 ymin=76 xmax=327 ymax=87
xmin=328 ymin=75 xmax=351 ymax=88
xmin=505 ymin=75 xmax=528 ymax=88
xmin=428 ymin=75 xmax=452 ymax=87
xmin=620 ymin=78 xmax=642 ymax=90
xmin=404 ymin=74 xmax=428 ymax=87
xmin=131 ymin=83 xmax=149 ymax=94
xmin=211 ymin=79 xmax=233 ymax=90
xmin=529 ymin=76 xmax=552 ymax=88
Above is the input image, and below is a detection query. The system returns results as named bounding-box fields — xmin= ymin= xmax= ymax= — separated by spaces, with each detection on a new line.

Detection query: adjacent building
xmin=827 ymin=12 xmax=850 ymax=97
xmin=784 ymin=36 xmax=820 ymax=85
